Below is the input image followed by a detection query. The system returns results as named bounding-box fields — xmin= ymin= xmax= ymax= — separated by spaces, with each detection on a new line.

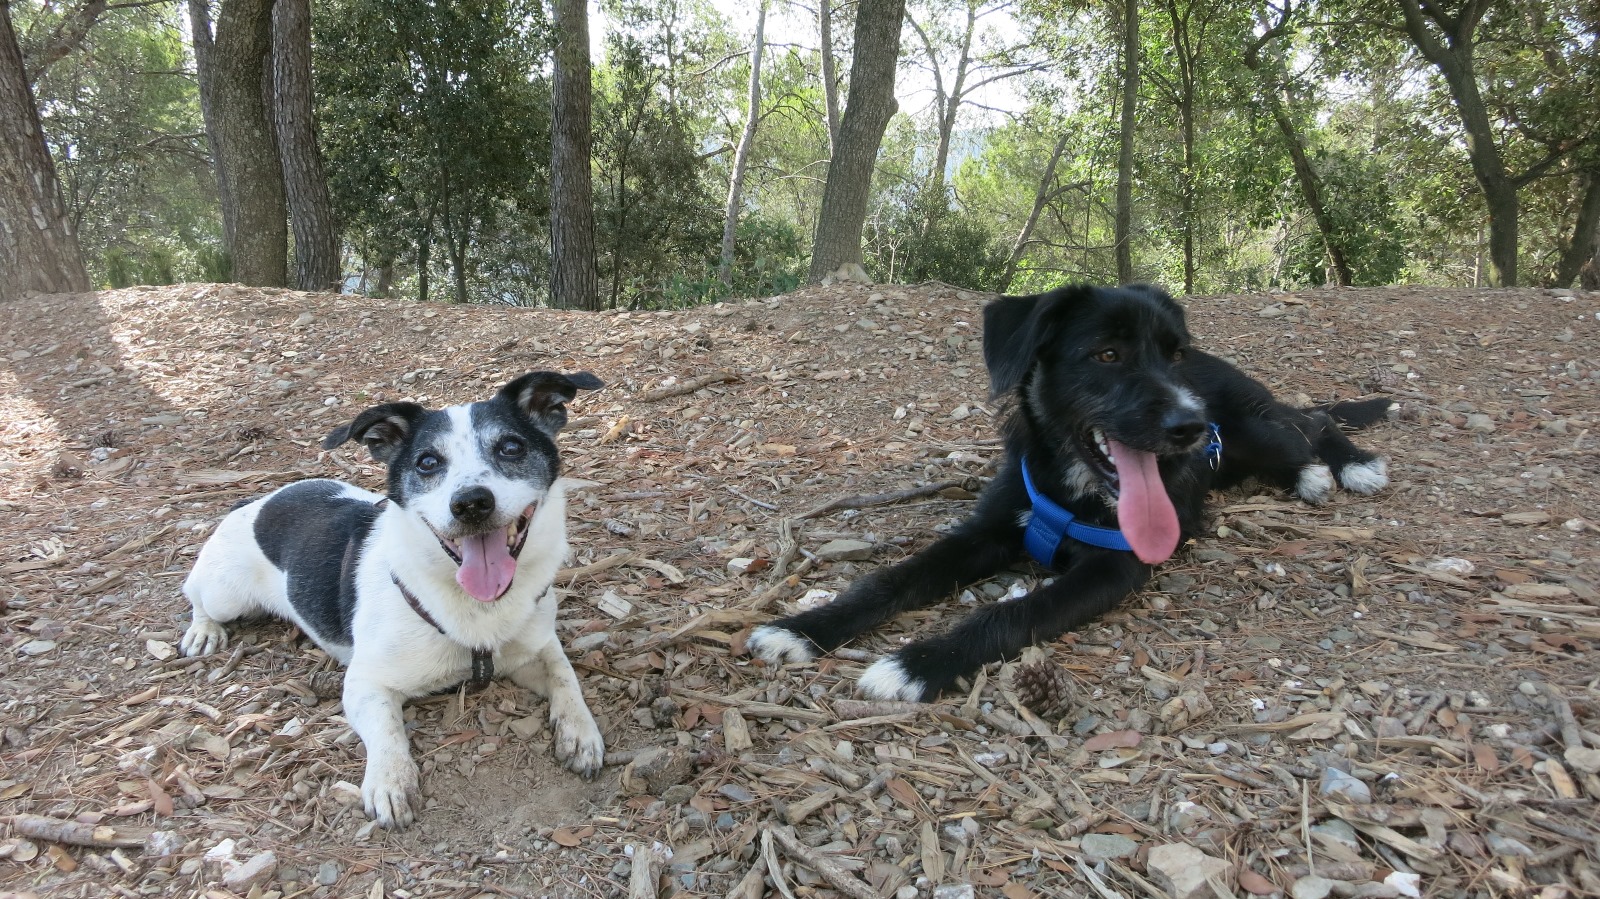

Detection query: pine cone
xmin=1014 ymin=661 xmax=1077 ymax=720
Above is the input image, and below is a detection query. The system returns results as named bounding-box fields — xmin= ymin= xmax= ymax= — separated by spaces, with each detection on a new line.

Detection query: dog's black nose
xmin=450 ymin=486 xmax=496 ymax=524
xmin=1162 ymin=412 xmax=1206 ymax=446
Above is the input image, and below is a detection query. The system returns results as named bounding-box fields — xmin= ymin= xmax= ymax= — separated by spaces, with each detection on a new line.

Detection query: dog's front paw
xmin=552 ymin=708 xmax=604 ymax=779
xmin=180 ymin=618 xmax=228 ymax=657
xmin=361 ymin=758 xmax=421 ymax=829
xmin=859 ymin=655 xmax=930 ymax=702
xmin=1337 ymin=458 xmax=1388 ymax=495
xmin=745 ymin=624 xmax=819 ymax=665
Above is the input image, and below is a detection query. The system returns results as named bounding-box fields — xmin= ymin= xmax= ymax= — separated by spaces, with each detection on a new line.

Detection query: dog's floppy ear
xmin=322 ymin=402 xmax=428 ymax=463
xmin=983 ymin=290 xmax=1069 ymax=398
xmin=498 ymin=370 xmax=604 ymax=433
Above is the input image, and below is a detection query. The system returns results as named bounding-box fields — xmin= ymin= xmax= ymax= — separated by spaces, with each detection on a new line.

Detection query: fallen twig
xmin=797 ymin=480 xmax=968 ymax=520
xmin=627 ymin=841 xmax=668 ymax=899
xmin=3 ymin=814 xmax=148 ymax=849
xmin=768 ymin=825 xmax=877 ymax=899
xmin=638 ymin=370 xmax=737 ymax=402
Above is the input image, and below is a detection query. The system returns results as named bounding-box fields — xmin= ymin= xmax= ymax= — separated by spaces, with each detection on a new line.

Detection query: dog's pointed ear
xmin=498 ymin=371 xmax=604 ymax=433
xmin=322 ymin=402 xmax=428 ymax=463
xmin=983 ymin=291 xmax=1064 ymax=398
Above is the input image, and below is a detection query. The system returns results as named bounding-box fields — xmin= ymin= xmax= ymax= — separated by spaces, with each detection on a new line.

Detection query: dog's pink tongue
xmin=456 ymin=529 xmax=515 ymax=602
xmin=1107 ymin=439 xmax=1181 ymax=564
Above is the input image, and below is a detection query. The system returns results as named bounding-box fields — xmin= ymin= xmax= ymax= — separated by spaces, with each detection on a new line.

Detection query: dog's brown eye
xmin=1172 ymin=348 xmax=1187 ymax=362
xmin=416 ymin=452 xmax=441 ymax=474
xmin=497 ymin=437 xmax=526 ymax=458
xmin=1094 ymin=349 xmax=1119 ymax=364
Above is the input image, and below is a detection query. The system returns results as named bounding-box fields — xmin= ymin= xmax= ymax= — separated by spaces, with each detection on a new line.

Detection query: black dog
xmin=746 ymin=284 xmax=1390 ymax=701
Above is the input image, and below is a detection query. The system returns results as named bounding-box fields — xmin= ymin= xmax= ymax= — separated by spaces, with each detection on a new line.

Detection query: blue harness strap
xmin=1020 ymin=423 xmax=1222 ymax=567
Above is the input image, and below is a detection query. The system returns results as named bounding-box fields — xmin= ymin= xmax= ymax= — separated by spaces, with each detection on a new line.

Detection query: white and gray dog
xmin=180 ymin=371 xmax=605 ymax=828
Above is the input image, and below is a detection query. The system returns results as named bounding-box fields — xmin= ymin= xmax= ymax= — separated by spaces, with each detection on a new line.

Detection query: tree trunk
xmin=999 ymin=132 xmax=1072 ymax=292
xmin=818 ymin=0 xmax=840 ymax=155
xmin=373 ymin=257 xmax=393 ymax=298
xmin=0 ymin=0 xmax=91 ymax=298
xmin=1549 ymin=172 xmax=1600 ymax=288
xmin=1163 ymin=0 xmax=1197 ymax=295
xmin=1242 ymin=11 xmax=1354 ymax=288
xmin=22 ymin=0 xmax=108 ymax=86
xmin=549 ymin=0 xmax=599 ymax=310
xmin=198 ymin=0 xmax=287 ymax=287
xmin=719 ymin=0 xmax=767 ymax=288
xmin=1396 ymin=0 xmax=1517 ymax=286
xmin=1113 ymin=0 xmax=1137 ymax=283
xmin=806 ymin=0 xmax=906 ymax=282
xmin=188 ymin=0 xmax=235 ymax=267
xmin=273 ymin=0 xmax=340 ymax=292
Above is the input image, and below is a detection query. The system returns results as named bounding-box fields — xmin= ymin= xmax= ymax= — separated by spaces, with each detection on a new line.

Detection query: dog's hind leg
xmin=1313 ymin=421 xmax=1388 ymax=495
xmin=747 ymin=520 xmax=1024 ymax=667
xmin=508 ymin=598 xmax=604 ymax=779
xmin=859 ymin=551 xmax=1151 ymax=701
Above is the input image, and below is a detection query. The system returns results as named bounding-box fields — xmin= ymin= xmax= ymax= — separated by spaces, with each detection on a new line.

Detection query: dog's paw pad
xmin=745 ymin=625 xmax=818 ymax=666
xmin=553 ymin=713 xmax=605 ymax=779
xmin=858 ymin=656 xmax=927 ymax=702
xmin=180 ymin=620 xmax=228 ymax=657
xmin=1294 ymin=464 xmax=1335 ymax=504
xmin=362 ymin=761 xmax=420 ymax=830
xmin=1338 ymin=458 xmax=1388 ymax=495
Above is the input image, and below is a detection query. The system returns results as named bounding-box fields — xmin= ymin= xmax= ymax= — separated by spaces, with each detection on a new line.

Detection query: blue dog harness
xmin=1021 ymin=423 xmax=1222 ymax=567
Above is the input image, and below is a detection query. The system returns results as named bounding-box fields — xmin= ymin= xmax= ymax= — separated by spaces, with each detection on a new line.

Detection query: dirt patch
xmin=2 ymin=282 xmax=1598 ymax=898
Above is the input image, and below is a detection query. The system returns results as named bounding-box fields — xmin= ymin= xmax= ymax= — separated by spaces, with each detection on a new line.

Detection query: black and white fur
xmin=180 ymin=371 xmax=605 ymax=829
xmin=747 ymin=284 xmax=1391 ymax=701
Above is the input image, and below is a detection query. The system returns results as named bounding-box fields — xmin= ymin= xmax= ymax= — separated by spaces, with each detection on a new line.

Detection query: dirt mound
xmin=2 ymin=282 xmax=1598 ymax=898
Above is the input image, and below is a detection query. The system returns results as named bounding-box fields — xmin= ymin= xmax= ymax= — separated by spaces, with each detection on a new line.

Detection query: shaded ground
xmin=1 ymin=282 xmax=1597 ymax=899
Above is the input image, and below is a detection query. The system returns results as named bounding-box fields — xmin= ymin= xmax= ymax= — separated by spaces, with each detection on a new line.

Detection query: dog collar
xmin=391 ymin=573 xmax=494 ymax=693
xmin=1020 ymin=456 xmax=1133 ymax=565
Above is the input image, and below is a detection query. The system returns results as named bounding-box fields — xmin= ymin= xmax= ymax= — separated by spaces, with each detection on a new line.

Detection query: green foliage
xmin=21 ymin=2 xmax=221 ymax=287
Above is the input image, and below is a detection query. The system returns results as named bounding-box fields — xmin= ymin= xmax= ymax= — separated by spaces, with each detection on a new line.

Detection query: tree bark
xmin=818 ymin=0 xmax=840 ymax=155
xmin=549 ymin=0 xmax=599 ymax=310
xmin=272 ymin=0 xmax=340 ymax=292
xmin=719 ymin=0 xmax=767 ymax=288
xmin=806 ymin=0 xmax=906 ymax=282
xmin=188 ymin=0 xmax=235 ymax=262
xmin=1113 ymin=0 xmax=1137 ymax=284
xmin=197 ymin=0 xmax=287 ymax=287
xmin=1162 ymin=0 xmax=1197 ymax=294
xmin=0 ymin=0 xmax=91 ymax=298
xmin=1396 ymin=0 xmax=1517 ymax=286
xmin=1549 ymin=172 xmax=1600 ymax=288
xmin=21 ymin=0 xmax=107 ymax=86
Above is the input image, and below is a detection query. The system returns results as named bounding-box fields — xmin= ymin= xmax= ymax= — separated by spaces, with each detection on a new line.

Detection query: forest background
xmin=3 ymin=0 xmax=1598 ymax=310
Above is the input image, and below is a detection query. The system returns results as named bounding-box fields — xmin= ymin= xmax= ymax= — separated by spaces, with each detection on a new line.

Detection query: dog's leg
xmin=342 ymin=675 xmax=419 ymax=829
xmin=508 ymin=622 xmax=604 ymax=778
xmin=180 ymin=601 xmax=230 ymax=657
xmin=1312 ymin=424 xmax=1388 ymax=495
xmin=859 ymin=552 xmax=1150 ymax=701
xmin=747 ymin=521 xmax=1023 ymax=666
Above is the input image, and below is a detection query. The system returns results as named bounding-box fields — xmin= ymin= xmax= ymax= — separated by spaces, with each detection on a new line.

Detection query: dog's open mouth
xmin=430 ymin=504 xmax=538 ymax=603
xmin=1080 ymin=428 xmax=1181 ymax=565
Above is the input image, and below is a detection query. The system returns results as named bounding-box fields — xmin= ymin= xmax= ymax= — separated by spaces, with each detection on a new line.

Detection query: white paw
xmin=858 ymin=656 xmax=926 ymax=702
xmin=1294 ymin=464 xmax=1335 ymax=504
xmin=552 ymin=708 xmax=605 ymax=779
xmin=1338 ymin=458 xmax=1388 ymax=495
xmin=745 ymin=625 xmax=818 ymax=666
xmin=361 ymin=757 xmax=420 ymax=829
xmin=180 ymin=619 xmax=228 ymax=657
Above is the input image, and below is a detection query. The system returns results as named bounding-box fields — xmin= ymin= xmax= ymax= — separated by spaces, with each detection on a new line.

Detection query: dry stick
xmin=1543 ymin=684 xmax=1586 ymax=751
xmin=637 ymin=370 xmax=738 ymax=402
xmin=627 ymin=842 xmax=668 ymax=899
xmin=745 ymin=558 xmax=814 ymax=612
xmin=761 ymin=829 xmax=798 ymax=899
xmin=725 ymin=857 xmax=767 ymax=899
xmin=4 ymin=814 xmax=147 ymax=849
xmin=768 ymin=826 xmax=878 ymax=899
xmin=562 ymin=551 xmax=639 ymax=583
xmin=796 ymin=480 xmax=966 ymax=520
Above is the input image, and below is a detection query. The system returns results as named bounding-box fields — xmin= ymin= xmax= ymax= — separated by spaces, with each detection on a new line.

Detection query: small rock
xmin=509 ymin=715 xmax=544 ymax=739
xmin=222 ymin=851 xmax=278 ymax=892
xmin=815 ymin=539 xmax=873 ymax=562
xmin=932 ymin=886 xmax=976 ymax=899
xmin=1292 ymin=875 xmax=1340 ymax=899
xmin=316 ymin=860 xmax=341 ymax=886
xmin=570 ymin=632 xmax=610 ymax=652
xmin=1079 ymin=833 xmax=1138 ymax=861
xmin=1384 ymin=871 xmax=1422 ymax=898
xmin=718 ymin=784 xmax=755 ymax=803
xmin=1311 ymin=819 xmax=1361 ymax=850
xmin=1565 ymin=747 xmax=1600 ymax=774
xmin=1320 ymin=767 xmax=1372 ymax=804
xmin=1147 ymin=843 xmax=1234 ymax=899
xmin=143 ymin=830 xmax=182 ymax=857
xmin=896 ymin=887 xmax=919 ymax=899
xmin=294 ymin=312 xmax=315 ymax=327
xmin=18 ymin=640 xmax=56 ymax=655
xmin=1465 ymin=413 xmax=1496 ymax=433
xmin=1485 ymin=833 xmax=1534 ymax=857
xmin=329 ymin=780 xmax=362 ymax=807
xmin=621 ymin=746 xmax=694 ymax=795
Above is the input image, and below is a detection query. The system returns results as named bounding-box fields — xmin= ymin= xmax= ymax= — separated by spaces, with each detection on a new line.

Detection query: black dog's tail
xmin=1314 ymin=397 xmax=1395 ymax=430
